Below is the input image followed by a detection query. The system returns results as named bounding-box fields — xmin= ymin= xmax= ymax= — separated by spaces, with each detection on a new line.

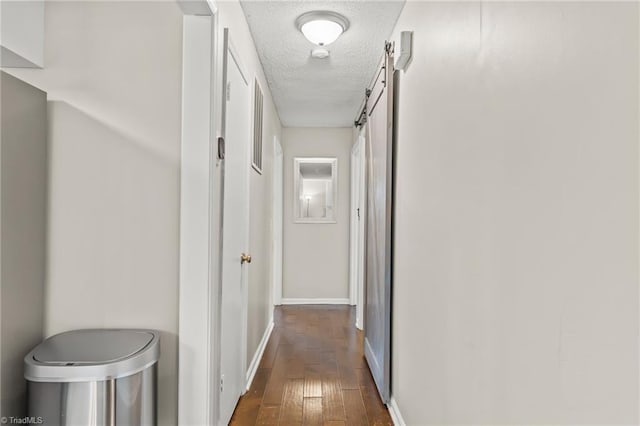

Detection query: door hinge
xmin=220 ymin=376 xmax=224 ymax=393
xmin=217 ymin=137 xmax=225 ymax=160
xmin=357 ymin=208 xmax=360 ymax=220
xmin=226 ymin=82 xmax=231 ymax=101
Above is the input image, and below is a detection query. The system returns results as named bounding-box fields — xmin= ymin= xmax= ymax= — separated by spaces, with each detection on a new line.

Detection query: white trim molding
xmin=245 ymin=319 xmax=274 ymax=391
xmin=388 ymin=396 xmax=406 ymax=426
xmin=271 ymin=137 xmax=284 ymax=306
xmin=178 ymin=13 xmax=215 ymax=426
xmin=281 ymin=298 xmax=350 ymax=305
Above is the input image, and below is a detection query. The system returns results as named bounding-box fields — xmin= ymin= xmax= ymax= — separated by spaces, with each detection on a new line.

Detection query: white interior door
xmin=272 ymin=137 xmax=283 ymax=305
xmin=350 ymin=131 xmax=366 ymax=330
xmin=219 ymin=29 xmax=251 ymax=426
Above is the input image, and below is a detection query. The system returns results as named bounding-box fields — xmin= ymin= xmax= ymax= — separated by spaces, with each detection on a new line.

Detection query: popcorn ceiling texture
xmin=240 ymin=1 xmax=405 ymax=127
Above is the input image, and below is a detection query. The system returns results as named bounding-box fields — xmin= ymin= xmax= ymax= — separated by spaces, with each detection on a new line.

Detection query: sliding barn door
xmin=364 ymin=44 xmax=395 ymax=404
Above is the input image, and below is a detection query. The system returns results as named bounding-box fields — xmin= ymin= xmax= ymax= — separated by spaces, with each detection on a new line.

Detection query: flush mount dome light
xmin=296 ymin=11 xmax=349 ymax=46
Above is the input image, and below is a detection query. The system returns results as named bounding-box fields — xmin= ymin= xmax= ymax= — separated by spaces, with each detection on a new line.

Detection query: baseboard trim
xmin=245 ymin=319 xmax=274 ymax=391
xmin=388 ymin=396 xmax=406 ymax=426
xmin=280 ymin=298 xmax=350 ymax=305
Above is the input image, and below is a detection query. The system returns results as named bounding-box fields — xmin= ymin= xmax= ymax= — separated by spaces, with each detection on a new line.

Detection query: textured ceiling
xmin=240 ymin=1 xmax=405 ymax=127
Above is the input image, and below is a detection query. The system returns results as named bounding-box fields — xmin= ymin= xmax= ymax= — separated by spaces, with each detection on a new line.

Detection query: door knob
xmin=241 ymin=253 xmax=252 ymax=264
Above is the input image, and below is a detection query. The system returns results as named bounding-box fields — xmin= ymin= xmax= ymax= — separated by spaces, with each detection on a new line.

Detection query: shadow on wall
xmin=45 ymin=100 xmax=179 ymax=426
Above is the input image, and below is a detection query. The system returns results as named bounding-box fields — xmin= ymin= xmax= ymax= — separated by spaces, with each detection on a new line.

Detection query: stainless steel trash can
xmin=24 ymin=329 xmax=160 ymax=426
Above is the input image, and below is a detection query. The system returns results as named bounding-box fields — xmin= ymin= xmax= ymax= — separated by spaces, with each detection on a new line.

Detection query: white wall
xmin=282 ymin=127 xmax=351 ymax=301
xmin=0 ymin=0 xmax=44 ymax=67
xmin=2 ymin=2 xmax=183 ymax=424
xmin=389 ymin=2 xmax=638 ymax=424
xmin=0 ymin=72 xmax=46 ymax=419
xmin=216 ymin=0 xmax=282 ymax=372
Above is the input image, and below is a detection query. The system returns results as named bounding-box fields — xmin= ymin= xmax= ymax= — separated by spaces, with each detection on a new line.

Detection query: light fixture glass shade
xmin=301 ymin=20 xmax=343 ymax=46
xmin=296 ymin=11 xmax=349 ymax=46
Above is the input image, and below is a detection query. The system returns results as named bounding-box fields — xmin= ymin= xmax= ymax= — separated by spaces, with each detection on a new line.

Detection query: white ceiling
xmin=240 ymin=1 xmax=405 ymax=127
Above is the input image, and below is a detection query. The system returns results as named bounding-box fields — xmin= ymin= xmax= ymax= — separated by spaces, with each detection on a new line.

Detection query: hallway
xmin=230 ymin=306 xmax=392 ymax=425
xmin=2 ymin=1 xmax=638 ymax=424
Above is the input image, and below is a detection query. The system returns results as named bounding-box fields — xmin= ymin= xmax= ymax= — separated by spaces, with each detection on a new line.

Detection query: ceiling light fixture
xmin=296 ymin=11 xmax=349 ymax=46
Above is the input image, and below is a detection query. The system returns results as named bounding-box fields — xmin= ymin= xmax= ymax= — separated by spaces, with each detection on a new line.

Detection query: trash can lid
xmin=24 ymin=329 xmax=160 ymax=383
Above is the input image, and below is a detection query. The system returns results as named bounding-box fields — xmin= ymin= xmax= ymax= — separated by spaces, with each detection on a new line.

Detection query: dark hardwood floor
xmin=230 ymin=305 xmax=392 ymax=425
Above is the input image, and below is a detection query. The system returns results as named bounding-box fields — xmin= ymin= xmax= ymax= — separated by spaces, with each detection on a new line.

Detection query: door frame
xmin=350 ymin=131 xmax=366 ymax=330
xmin=178 ymin=4 xmax=218 ymax=426
xmin=179 ymin=4 xmax=254 ymax=425
xmin=272 ymin=136 xmax=284 ymax=306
